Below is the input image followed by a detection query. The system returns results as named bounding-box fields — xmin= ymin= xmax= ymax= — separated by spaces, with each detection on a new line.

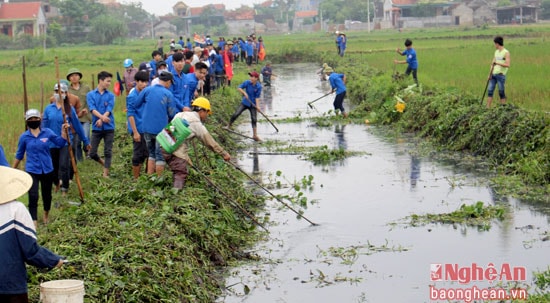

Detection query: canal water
xmin=217 ymin=63 xmax=549 ymax=302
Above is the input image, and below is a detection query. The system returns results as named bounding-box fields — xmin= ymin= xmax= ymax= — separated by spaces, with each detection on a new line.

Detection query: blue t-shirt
xmin=214 ymin=54 xmax=224 ymax=73
xmin=42 ymin=103 xmax=90 ymax=148
xmin=87 ymin=88 xmax=116 ymax=131
xmin=328 ymin=73 xmax=347 ymax=95
xmin=0 ymin=144 xmax=9 ymax=166
xmin=126 ymin=87 xmax=145 ymax=135
xmin=246 ymin=42 xmax=254 ymax=56
xmin=149 ymin=59 xmax=158 ymax=81
xmin=401 ymin=48 xmax=418 ymax=69
xmin=134 ymin=84 xmax=178 ymax=135
xmin=182 ymin=73 xmax=199 ymax=107
xmin=15 ymin=128 xmax=66 ymax=174
xmin=239 ymin=80 xmax=262 ymax=107
xmin=169 ymin=69 xmax=188 ymax=110
xmin=261 ymin=66 xmax=272 ymax=79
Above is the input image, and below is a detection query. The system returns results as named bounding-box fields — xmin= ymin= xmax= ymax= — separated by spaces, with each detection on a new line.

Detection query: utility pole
xmin=367 ymin=0 xmax=371 ymax=32
xmin=151 ymin=15 xmax=154 ymax=39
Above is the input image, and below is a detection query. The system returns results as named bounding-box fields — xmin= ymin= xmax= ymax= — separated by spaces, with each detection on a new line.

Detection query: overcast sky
xmin=129 ymin=0 xmax=262 ymax=16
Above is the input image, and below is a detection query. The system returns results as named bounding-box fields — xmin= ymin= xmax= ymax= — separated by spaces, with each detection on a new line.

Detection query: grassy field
xmin=263 ymin=25 xmax=550 ymax=112
xmin=1 ymin=24 xmax=548 ymax=161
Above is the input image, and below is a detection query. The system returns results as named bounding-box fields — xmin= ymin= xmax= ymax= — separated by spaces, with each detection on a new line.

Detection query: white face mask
xmin=54 ymin=93 xmax=67 ymax=102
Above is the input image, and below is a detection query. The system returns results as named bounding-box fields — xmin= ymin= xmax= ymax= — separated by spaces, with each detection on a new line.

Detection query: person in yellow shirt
xmin=486 ymin=36 xmax=510 ymax=108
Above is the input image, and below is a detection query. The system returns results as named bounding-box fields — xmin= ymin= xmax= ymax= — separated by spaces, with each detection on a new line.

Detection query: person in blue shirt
xmin=226 ymin=71 xmax=263 ymax=141
xmin=338 ymin=32 xmax=347 ymax=57
xmin=133 ymin=70 xmax=179 ymax=176
xmin=149 ymin=50 xmax=163 ymax=82
xmin=0 ymin=144 xmax=8 ymax=166
xmin=212 ymin=48 xmax=225 ymax=90
xmin=261 ymin=61 xmax=274 ymax=87
xmin=394 ymin=38 xmax=418 ymax=85
xmin=168 ymin=52 xmax=188 ymax=111
xmin=238 ymin=37 xmax=246 ymax=62
xmin=87 ymin=71 xmax=115 ymax=178
xmin=126 ymin=70 xmax=150 ymax=179
xmin=245 ymin=38 xmax=254 ymax=67
xmin=325 ymin=67 xmax=349 ymax=118
xmin=0 ymin=166 xmax=64 ymax=302
xmin=42 ymin=83 xmax=90 ymax=196
xmin=182 ymin=62 xmax=208 ymax=108
xmin=13 ymin=109 xmax=68 ymax=227
xmin=217 ymin=36 xmax=225 ymax=49
xmin=231 ymin=39 xmax=240 ymax=62
xmin=186 ymin=38 xmax=193 ymax=51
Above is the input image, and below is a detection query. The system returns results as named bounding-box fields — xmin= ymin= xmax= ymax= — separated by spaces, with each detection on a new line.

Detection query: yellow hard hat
xmin=192 ymin=97 xmax=212 ymax=114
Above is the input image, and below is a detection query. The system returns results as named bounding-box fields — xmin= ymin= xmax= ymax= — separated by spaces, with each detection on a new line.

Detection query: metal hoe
xmin=307 ymin=92 xmax=332 ymax=109
xmin=189 ymin=163 xmax=269 ymax=232
xmin=245 ymin=98 xmax=279 ymax=132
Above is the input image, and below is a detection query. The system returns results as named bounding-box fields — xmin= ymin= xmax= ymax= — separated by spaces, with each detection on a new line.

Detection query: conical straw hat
xmin=0 ymin=166 xmax=32 ymax=204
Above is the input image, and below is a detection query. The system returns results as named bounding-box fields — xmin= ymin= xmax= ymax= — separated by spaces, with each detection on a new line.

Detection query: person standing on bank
xmin=134 ymin=70 xmax=179 ymax=176
xmin=43 ymin=83 xmax=90 ymax=196
xmin=162 ymin=98 xmax=231 ymax=189
xmin=126 ymin=70 xmax=150 ymax=179
xmin=87 ymin=71 xmax=115 ymax=178
xmin=486 ymin=36 xmax=510 ymax=108
xmin=13 ymin=109 xmax=69 ymax=228
xmin=325 ymin=67 xmax=349 ymax=118
xmin=226 ymin=71 xmax=263 ymax=141
xmin=394 ymin=39 xmax=418 ymax=86
xmin=0 ymin=166 xmax=65 ymax=303
xmin=67 ymin=68 xmax=92 ymax=161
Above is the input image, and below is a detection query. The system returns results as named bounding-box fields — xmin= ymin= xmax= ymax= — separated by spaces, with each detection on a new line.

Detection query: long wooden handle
xmin=55 ymin=57 xmax=85 ymax=203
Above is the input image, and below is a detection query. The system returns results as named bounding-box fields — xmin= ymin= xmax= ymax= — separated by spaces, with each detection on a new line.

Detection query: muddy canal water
xmin=218 ymin=63 xmax=549 ymax=302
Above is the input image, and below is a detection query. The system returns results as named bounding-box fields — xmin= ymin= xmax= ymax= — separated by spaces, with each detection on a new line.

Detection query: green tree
xmin=320 ymin=0 xmax=371 ymax=23
xmin=198 ymin=5 xmax=223 ymax=28
xmin=497 ymin=0 xmax=513 ymax=6
xmin=47 ymin=21 xmax=63 ymax=46
xmin=87 ymin=15 xmax=128 ymax=45
xmin=50 ymin=0 xmax=106 ymax=27
xmin=170 ymin=18 xmax=188 ymax=34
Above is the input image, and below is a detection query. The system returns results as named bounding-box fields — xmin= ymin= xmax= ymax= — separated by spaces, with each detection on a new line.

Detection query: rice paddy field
xmin=1 ymin=24 xmax=548 ymax=164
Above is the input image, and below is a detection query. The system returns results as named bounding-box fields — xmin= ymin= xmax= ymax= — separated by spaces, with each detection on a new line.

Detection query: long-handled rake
xmin=307 ymin=92 xmax=333 ymax=109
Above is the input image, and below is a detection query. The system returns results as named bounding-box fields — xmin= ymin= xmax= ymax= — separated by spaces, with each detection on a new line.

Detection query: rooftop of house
xmin=0 ymin=2 xmax=42 ymax=19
